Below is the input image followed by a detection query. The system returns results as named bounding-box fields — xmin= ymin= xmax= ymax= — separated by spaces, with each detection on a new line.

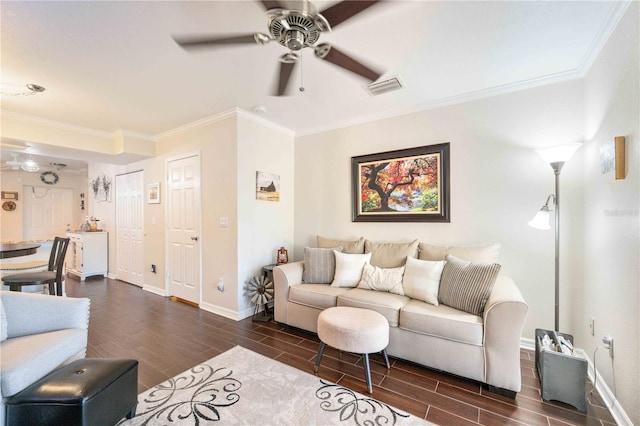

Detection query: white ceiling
xmin=0 ymin=0 xmax=625 ymax=166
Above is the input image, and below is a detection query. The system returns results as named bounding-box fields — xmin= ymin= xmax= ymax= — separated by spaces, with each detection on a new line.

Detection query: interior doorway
xmin=115 ymin=171 xmax=144 ymax=286
xmin=23 ymin=186 xmax=74 ymax=240
xmin=166 ymin=153 xmax=201 ymax=305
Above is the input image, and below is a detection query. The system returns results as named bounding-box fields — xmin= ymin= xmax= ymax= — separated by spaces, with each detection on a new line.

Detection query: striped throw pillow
xmin=303 ymin=246 xmax=343 ymax=284
xmin=438 ymin=254 xmax=501 ymax=316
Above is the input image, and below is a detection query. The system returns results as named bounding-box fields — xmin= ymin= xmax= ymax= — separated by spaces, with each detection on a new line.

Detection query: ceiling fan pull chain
xmin=299 ymin=51 xmax=305 ymax=92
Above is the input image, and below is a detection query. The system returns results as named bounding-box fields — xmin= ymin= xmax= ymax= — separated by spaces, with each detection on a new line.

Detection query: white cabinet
xmin=66 ymin=232 xmax=108 ymax=281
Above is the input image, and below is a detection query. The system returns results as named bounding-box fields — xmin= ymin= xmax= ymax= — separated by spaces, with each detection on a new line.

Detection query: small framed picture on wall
xmin=147 ymin=183 xmax=160 ymax=204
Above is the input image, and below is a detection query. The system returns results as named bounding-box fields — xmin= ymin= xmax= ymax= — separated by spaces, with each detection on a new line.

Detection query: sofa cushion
xmin=337 ymin=288 xmax=410 ymax=327
xmin=331 ymin=252 xmax=372 ymax=288
xmin=402 ymin=257 xmax=446 ymax=306
xmin=399 ymin=299 xmax=483 ymax=346
xmin=303 ymin=246 xmax=343 ymax=284
xmin=357 ymin=264 xmax=405 ymax=295
xmin=438 ymin=255 xmax=501 ymax=316
xmin=317 ymin=236 xmax=365 ymax=254
xmin=0 ymin=298 xmax=7 ymax=342
xmin=289 ymin=284 xmax=351 ymax=311
xmin=1 ymin=329 xmax=87 ymax=397
xmin=418 ymin=242 xmax=500 ymax=263
xmin=365 ymin=239 xmax=419 ymax=268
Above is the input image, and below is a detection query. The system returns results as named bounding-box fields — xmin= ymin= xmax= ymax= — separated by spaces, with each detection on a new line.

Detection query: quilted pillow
xmin=357 ymin=264 xmax=405 ymax=295
xmin=438 ymin=254 xmax=501 ymax=316
xmin=317 ymin=236 xmax=365 ymax=254
xmin=418 ymin=242 xmax=500 ymax=263
xmin=402 ymin=256 xmax=446 ymax=306
xmin=331 ymin=251 xmax=372 ymax=288
xmin=364 ymin=239 xmax=419 ymax=268
xmin=303 ymin=246 xmax=343 ymax=284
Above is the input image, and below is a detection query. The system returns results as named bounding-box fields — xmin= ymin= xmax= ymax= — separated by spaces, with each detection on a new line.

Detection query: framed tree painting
xmin=352 ymin=143 xmax=450 ymax=222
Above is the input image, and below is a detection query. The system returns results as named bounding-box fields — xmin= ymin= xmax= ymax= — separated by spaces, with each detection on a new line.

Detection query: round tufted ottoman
xmin=314 ymin=306 xmax=390 ymax=393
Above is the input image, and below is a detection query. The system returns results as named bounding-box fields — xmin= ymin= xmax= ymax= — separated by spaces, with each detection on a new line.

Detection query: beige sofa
xmin=274 ymin=237 xmax=528 ymax=397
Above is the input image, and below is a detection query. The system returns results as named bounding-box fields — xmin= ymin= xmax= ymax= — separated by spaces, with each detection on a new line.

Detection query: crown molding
xmin=1 ymin=110 xmax=113 ymax=139
xmin=154 ymin=109 xmax=238 ymax=140
xmin=236 ymin=108 xmax=295 ymax=136
xmin=155 ymin=108 xmax=294 ymax=140
xmin=575 ymin=0 xmax=632 ymax=77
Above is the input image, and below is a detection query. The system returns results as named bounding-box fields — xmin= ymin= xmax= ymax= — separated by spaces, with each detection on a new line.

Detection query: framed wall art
xmin=147 ymin=182 xmax=160 ymax=204
xmin=352 ymin=143 xmax=450 ymax=222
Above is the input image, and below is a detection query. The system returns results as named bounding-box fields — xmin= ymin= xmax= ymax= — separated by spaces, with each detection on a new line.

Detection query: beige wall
xmin=237 ymin=113 xmax=295 ymax=316
xmin=571 ymin=3 xmax=638 ymax=422
xmin=294 ymin=79 xmax=584 ymax=339
xmin=0 ymin=169 xmax=87 ymax=241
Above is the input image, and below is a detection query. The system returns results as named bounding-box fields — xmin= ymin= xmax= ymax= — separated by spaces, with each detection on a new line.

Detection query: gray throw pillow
xmin=303 ymin=246 xmax=343 ymax=284
xmin=438 ymin=254 xmax=501 ymax=316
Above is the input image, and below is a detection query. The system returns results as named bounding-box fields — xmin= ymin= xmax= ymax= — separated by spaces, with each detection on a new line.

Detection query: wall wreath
xmin=40 ymin=171 xmax=59 ymax=185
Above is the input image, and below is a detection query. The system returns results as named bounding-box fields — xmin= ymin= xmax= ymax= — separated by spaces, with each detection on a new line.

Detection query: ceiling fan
xmin=1 ymin=154 xmax=23 ymax=171
xmin=172 ymin=0 xmax=384 ymax=96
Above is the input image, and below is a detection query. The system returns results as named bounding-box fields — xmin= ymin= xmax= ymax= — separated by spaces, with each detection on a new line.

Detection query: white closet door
xmin=115 ymin=171 xmax=144 ymax=286
xmin=23 ymin=186 xmax=74 ymax=240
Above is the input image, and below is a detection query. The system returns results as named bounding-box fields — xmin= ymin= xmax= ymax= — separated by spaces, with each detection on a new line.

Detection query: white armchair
xmin=0 ymin=291 xmax=90 ymax=424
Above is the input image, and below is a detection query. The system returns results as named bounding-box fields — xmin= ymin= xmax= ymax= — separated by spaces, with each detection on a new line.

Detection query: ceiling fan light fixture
xmin=1 ymin=83 xmax=46 ymax=97
xmin=21 ymin=159 xmax=40 ymax=172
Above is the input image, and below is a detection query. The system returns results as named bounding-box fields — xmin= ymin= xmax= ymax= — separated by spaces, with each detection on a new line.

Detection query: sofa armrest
xmin=483 ymin=275 xmax=528 ymax=392
xmin=1 ymin=291 xmax=90 ymax=339
xmin=273 ymin=261 xmax=304 ymax=324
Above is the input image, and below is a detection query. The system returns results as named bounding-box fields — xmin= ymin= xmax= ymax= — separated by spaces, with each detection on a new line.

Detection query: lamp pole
xmin=550 ymin=161 xmax=564 ymax=332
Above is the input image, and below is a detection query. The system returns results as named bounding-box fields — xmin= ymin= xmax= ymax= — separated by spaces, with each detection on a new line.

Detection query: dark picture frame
xmin=352 ymin=143 xmax=450 ymax=222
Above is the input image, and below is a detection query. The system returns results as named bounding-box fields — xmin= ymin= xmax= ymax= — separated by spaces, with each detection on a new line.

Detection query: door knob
xmin=191 ymin=236 xmax=199 ymax=241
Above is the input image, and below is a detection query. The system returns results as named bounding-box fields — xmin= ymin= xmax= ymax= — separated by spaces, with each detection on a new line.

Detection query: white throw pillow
xmin=357 ymin=264 xmax=405 ymax=295
xmin=331 ymin=251 xmax=372 ymax=288
xmin=402 ymin=256 xmax=446 ymax=306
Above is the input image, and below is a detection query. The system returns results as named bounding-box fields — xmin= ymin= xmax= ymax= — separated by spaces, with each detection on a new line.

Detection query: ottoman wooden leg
xmin=363 ymin=353 xmax=373 ymax=394
xmin=314 ymin=342 xmax=326 ymax=373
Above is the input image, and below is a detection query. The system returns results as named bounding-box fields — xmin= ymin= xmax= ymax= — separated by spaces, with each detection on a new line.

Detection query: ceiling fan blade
xmin=259 ymin=0 xmax=283 ymax=10
xmin=274 ymin=60 xmax=297 ymax=96
xmin=319 ymin=0 xmax=381 ymax=29
xmin=314 ymin=43 xmax=381 ymax=82
xmin=173 ymin=33 xmax=269 ymax=50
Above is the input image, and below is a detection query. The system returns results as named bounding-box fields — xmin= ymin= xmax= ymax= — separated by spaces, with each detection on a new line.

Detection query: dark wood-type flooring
xmin=65 ymin=277 xmax=616 ymax=425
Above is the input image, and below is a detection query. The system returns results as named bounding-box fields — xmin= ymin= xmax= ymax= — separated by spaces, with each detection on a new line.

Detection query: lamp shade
xmin=528 ymin=206 xmax=551 ymax=230
xmin=535 ymin=143 xmax=582 ymax=164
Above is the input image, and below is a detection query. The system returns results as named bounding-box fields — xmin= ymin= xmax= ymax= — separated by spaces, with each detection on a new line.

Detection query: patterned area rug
xmin=119 ymin=345 xmax=432 ymax=425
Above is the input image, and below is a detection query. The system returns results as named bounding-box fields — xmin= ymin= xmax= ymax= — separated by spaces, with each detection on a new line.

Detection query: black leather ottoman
xmin=6 ymin=358 xmax=138 ymax=426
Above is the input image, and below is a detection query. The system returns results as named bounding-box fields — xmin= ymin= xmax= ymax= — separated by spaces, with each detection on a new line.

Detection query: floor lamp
xmin=528 ymin=143 xmax=581 ymax=332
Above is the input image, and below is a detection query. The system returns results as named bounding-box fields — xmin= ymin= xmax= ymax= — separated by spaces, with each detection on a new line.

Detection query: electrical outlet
xmin=602 ymin=335 xmax=614 ymax=357
xmin=589 ymin=317 xmax=595 ymax=336
xmin=151 ymin=264 xmax=157 ymax=273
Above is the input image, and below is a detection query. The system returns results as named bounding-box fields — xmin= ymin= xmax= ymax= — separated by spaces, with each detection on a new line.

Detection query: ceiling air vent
xmin=366 ymin=76 xmax=404 ymax=96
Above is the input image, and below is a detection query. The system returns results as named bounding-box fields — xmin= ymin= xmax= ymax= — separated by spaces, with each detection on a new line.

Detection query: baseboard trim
xmin=142 ymin=285 xmax=166 ymax=297
xmin=199 ymin=301 xmax=254 ymax=321
xmin=520 ymin=337 xmax=631 ymax=425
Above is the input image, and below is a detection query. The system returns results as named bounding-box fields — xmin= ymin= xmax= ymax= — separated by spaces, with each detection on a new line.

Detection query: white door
xmin=23 ymin=186 xmax=74 ymax=239
xmin=115 ymin=171 xmax=144 ymax=286
xmin=167 ymin=154 xmax=201 ymax=304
